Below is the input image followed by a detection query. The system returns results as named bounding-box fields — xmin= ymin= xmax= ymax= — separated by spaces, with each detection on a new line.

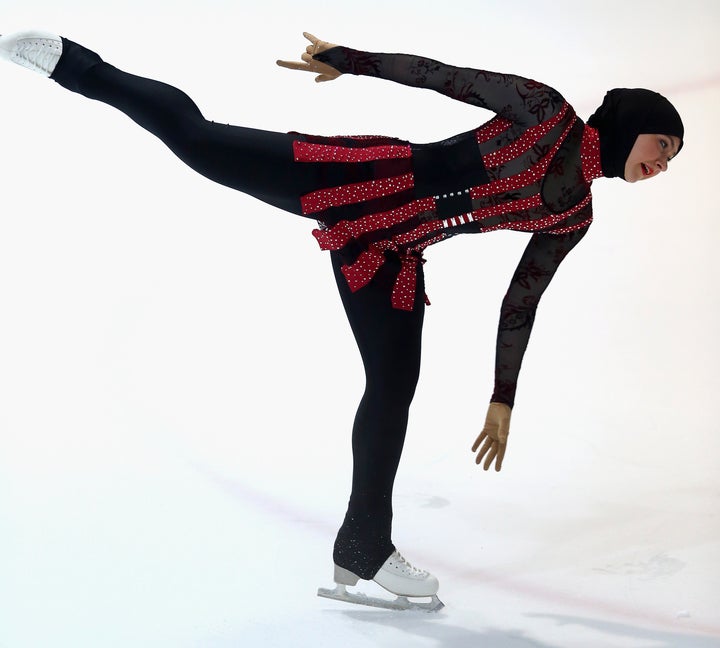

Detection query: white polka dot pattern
xmin=480 ymin=193 xmax=593 ymax=233
xmin=301 ymin=173 xmax=414 ymax=214
xmin=475 ymin=117 xmax=514 ymax=144
xmin=340 ymin=246 xmax=388 ymax=292
xmin=313 ymin=197 xmax=436 ymax=251
xmin=297 ymin=104 xmax=603 ymax=311
xmin=294 ymin=141 xmax=412 ymax=164
xmin=482 ymin=104 xmax=570 ymax=168
xmin=580 ymin=126 xmax=604 ymax=182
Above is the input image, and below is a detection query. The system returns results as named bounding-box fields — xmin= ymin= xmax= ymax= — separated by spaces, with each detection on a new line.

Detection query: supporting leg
xmin=330 ymin=251 xmax=426 ymax=580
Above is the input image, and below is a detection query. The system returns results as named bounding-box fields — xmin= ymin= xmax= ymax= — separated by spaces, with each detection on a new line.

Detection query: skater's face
xmin=624 ymin=134 xmax=681 ymax=182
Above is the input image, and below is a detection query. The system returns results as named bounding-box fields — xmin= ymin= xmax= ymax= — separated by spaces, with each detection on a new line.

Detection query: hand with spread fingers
xmin=472 ymin=402 xmax=512 ymax=472
xmin=276 ymin=32 xmax=342 ymax=83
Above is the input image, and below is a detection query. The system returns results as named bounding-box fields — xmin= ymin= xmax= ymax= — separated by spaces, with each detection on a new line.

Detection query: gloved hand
xmin=471 ymin=402 xmax=512 ymax=472
xmin=276 ymin=32 xmax=342 ymax=82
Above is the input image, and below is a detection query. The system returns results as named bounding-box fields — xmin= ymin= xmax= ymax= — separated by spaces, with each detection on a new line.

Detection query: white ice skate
xmin=0 ymin=31 xmax=63 ymax=76
xmin=318 ymin=550 xmax=444 ymax=612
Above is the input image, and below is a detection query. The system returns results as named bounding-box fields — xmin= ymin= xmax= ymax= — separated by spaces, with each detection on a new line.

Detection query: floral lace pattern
xmin=311 ymin=47 xmax=601 ymax=407
xmin=314 ymin=47 xmax=565 ymax=126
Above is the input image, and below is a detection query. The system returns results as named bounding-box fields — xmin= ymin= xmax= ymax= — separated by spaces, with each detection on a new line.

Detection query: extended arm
xmin=472 ymin=224 xmax=590 ymax=471
xmin=492 ymin=226 xmax=589 ymax=407
xmin=278 ymin=33 xmax=563 ymax=125
xmin=312 ymin=45 xmax=563 ymax=126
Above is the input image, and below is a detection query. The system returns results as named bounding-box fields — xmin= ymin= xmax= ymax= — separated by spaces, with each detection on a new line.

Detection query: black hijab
xmin=587 ymin=88 xmax=684 ymax=180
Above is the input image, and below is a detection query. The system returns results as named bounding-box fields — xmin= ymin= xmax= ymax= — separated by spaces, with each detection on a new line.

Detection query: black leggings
xmin=52 ymin=38 xmax=425 ymax=579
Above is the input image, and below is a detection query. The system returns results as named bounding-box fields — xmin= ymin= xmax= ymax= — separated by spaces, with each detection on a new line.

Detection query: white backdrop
xmin=1 ymin=2 xmax=719 ymax=647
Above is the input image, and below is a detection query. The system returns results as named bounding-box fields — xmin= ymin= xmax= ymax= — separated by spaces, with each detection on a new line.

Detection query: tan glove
xmin=276 ymin=32 xmax=342 ymax=83
xmin=471 ymin=402 xmax=512 ymax=472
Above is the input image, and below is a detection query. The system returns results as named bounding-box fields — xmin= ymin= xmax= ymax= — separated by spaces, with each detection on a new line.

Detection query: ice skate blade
xmin=317 ymin=584 xmax=444 ymax=612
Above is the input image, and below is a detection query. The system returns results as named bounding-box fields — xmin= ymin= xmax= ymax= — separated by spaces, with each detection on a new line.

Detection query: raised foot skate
xmin=317 ymin=551 xmax=445 ymax=612
xmin=0 ymin=31 xmax=63 ymax=76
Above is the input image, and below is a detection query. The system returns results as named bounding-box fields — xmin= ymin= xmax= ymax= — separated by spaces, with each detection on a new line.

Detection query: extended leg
xmin=2 ymin=32 xmax=316 ymax=214
xmin=330 ymin=252 xmax=425 ymax=580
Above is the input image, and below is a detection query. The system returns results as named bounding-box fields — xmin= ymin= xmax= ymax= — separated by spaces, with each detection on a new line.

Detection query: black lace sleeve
xmin=313 ymin=46 xmax=564 ymax=126
xmin=491 ymin=224 xmax=590 ymax=408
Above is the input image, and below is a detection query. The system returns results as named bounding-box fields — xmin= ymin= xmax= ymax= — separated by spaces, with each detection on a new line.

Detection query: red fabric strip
xmin=301 ymin=173 xmax=415 ymax=215
xmin=311 ymin=197 xmax=436 ymax=252
xmin=340 ymin=248 xmax=388 ymax=293
xmin=391 ymin=256 xmax=419 ymax=311
xmin=482 ymin=103 xmax=570 ymax=168
xmin=580 ymin=126 xmax=604 ymax=182
xmin=293 ymin=141 xmax=412 ymax=163
xmin=479 ymin=194 xmax=592 ymax=233
xmin=475 ymin=117 xmax=513 ymax=145
xmin=547 ymin=215 xmax=594 ymax=235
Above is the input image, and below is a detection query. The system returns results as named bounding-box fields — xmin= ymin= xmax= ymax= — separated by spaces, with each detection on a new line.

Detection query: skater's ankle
xmin=50 ymin=37 xmax=104 ymax=93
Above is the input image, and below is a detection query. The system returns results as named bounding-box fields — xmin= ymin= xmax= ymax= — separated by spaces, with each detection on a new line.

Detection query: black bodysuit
xmin=49 ymin=38 xmax=604 ymax=579
xmin=304 ymin=47 xmax=604 ymax=407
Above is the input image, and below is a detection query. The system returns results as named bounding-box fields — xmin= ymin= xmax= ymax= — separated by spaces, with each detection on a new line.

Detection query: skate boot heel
xmin=333 ymin=564 xmax=360 ymax=586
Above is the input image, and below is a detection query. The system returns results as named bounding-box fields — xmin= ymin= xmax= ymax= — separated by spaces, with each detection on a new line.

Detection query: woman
xmin=0 ymin=30 xmax=684 ymax=610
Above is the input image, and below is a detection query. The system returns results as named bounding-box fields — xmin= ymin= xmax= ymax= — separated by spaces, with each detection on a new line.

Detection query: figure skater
xmin=0 ymin=30 xmax=683 ymax=611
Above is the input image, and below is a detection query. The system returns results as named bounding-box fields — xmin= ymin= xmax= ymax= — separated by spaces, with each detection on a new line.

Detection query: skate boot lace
xmin=392 ymin=551 xmax=429 ymax=578
xmin=13 ymin=38 xmax=62 ymax=74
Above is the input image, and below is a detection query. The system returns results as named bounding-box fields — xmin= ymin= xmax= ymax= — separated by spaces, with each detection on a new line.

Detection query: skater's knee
xmin=365 ymin=361 xmax=420 ymax=401
xmin=363 ymin=376 xmax=419 ymax=412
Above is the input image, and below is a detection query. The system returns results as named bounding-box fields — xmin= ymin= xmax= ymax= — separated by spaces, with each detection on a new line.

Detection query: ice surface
xmin=1 ymin=1 xmax=719 ymax=647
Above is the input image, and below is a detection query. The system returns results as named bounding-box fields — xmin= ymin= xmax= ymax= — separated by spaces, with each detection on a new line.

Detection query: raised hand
xmin=276 ymin=32 xmax=342 ymax=83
